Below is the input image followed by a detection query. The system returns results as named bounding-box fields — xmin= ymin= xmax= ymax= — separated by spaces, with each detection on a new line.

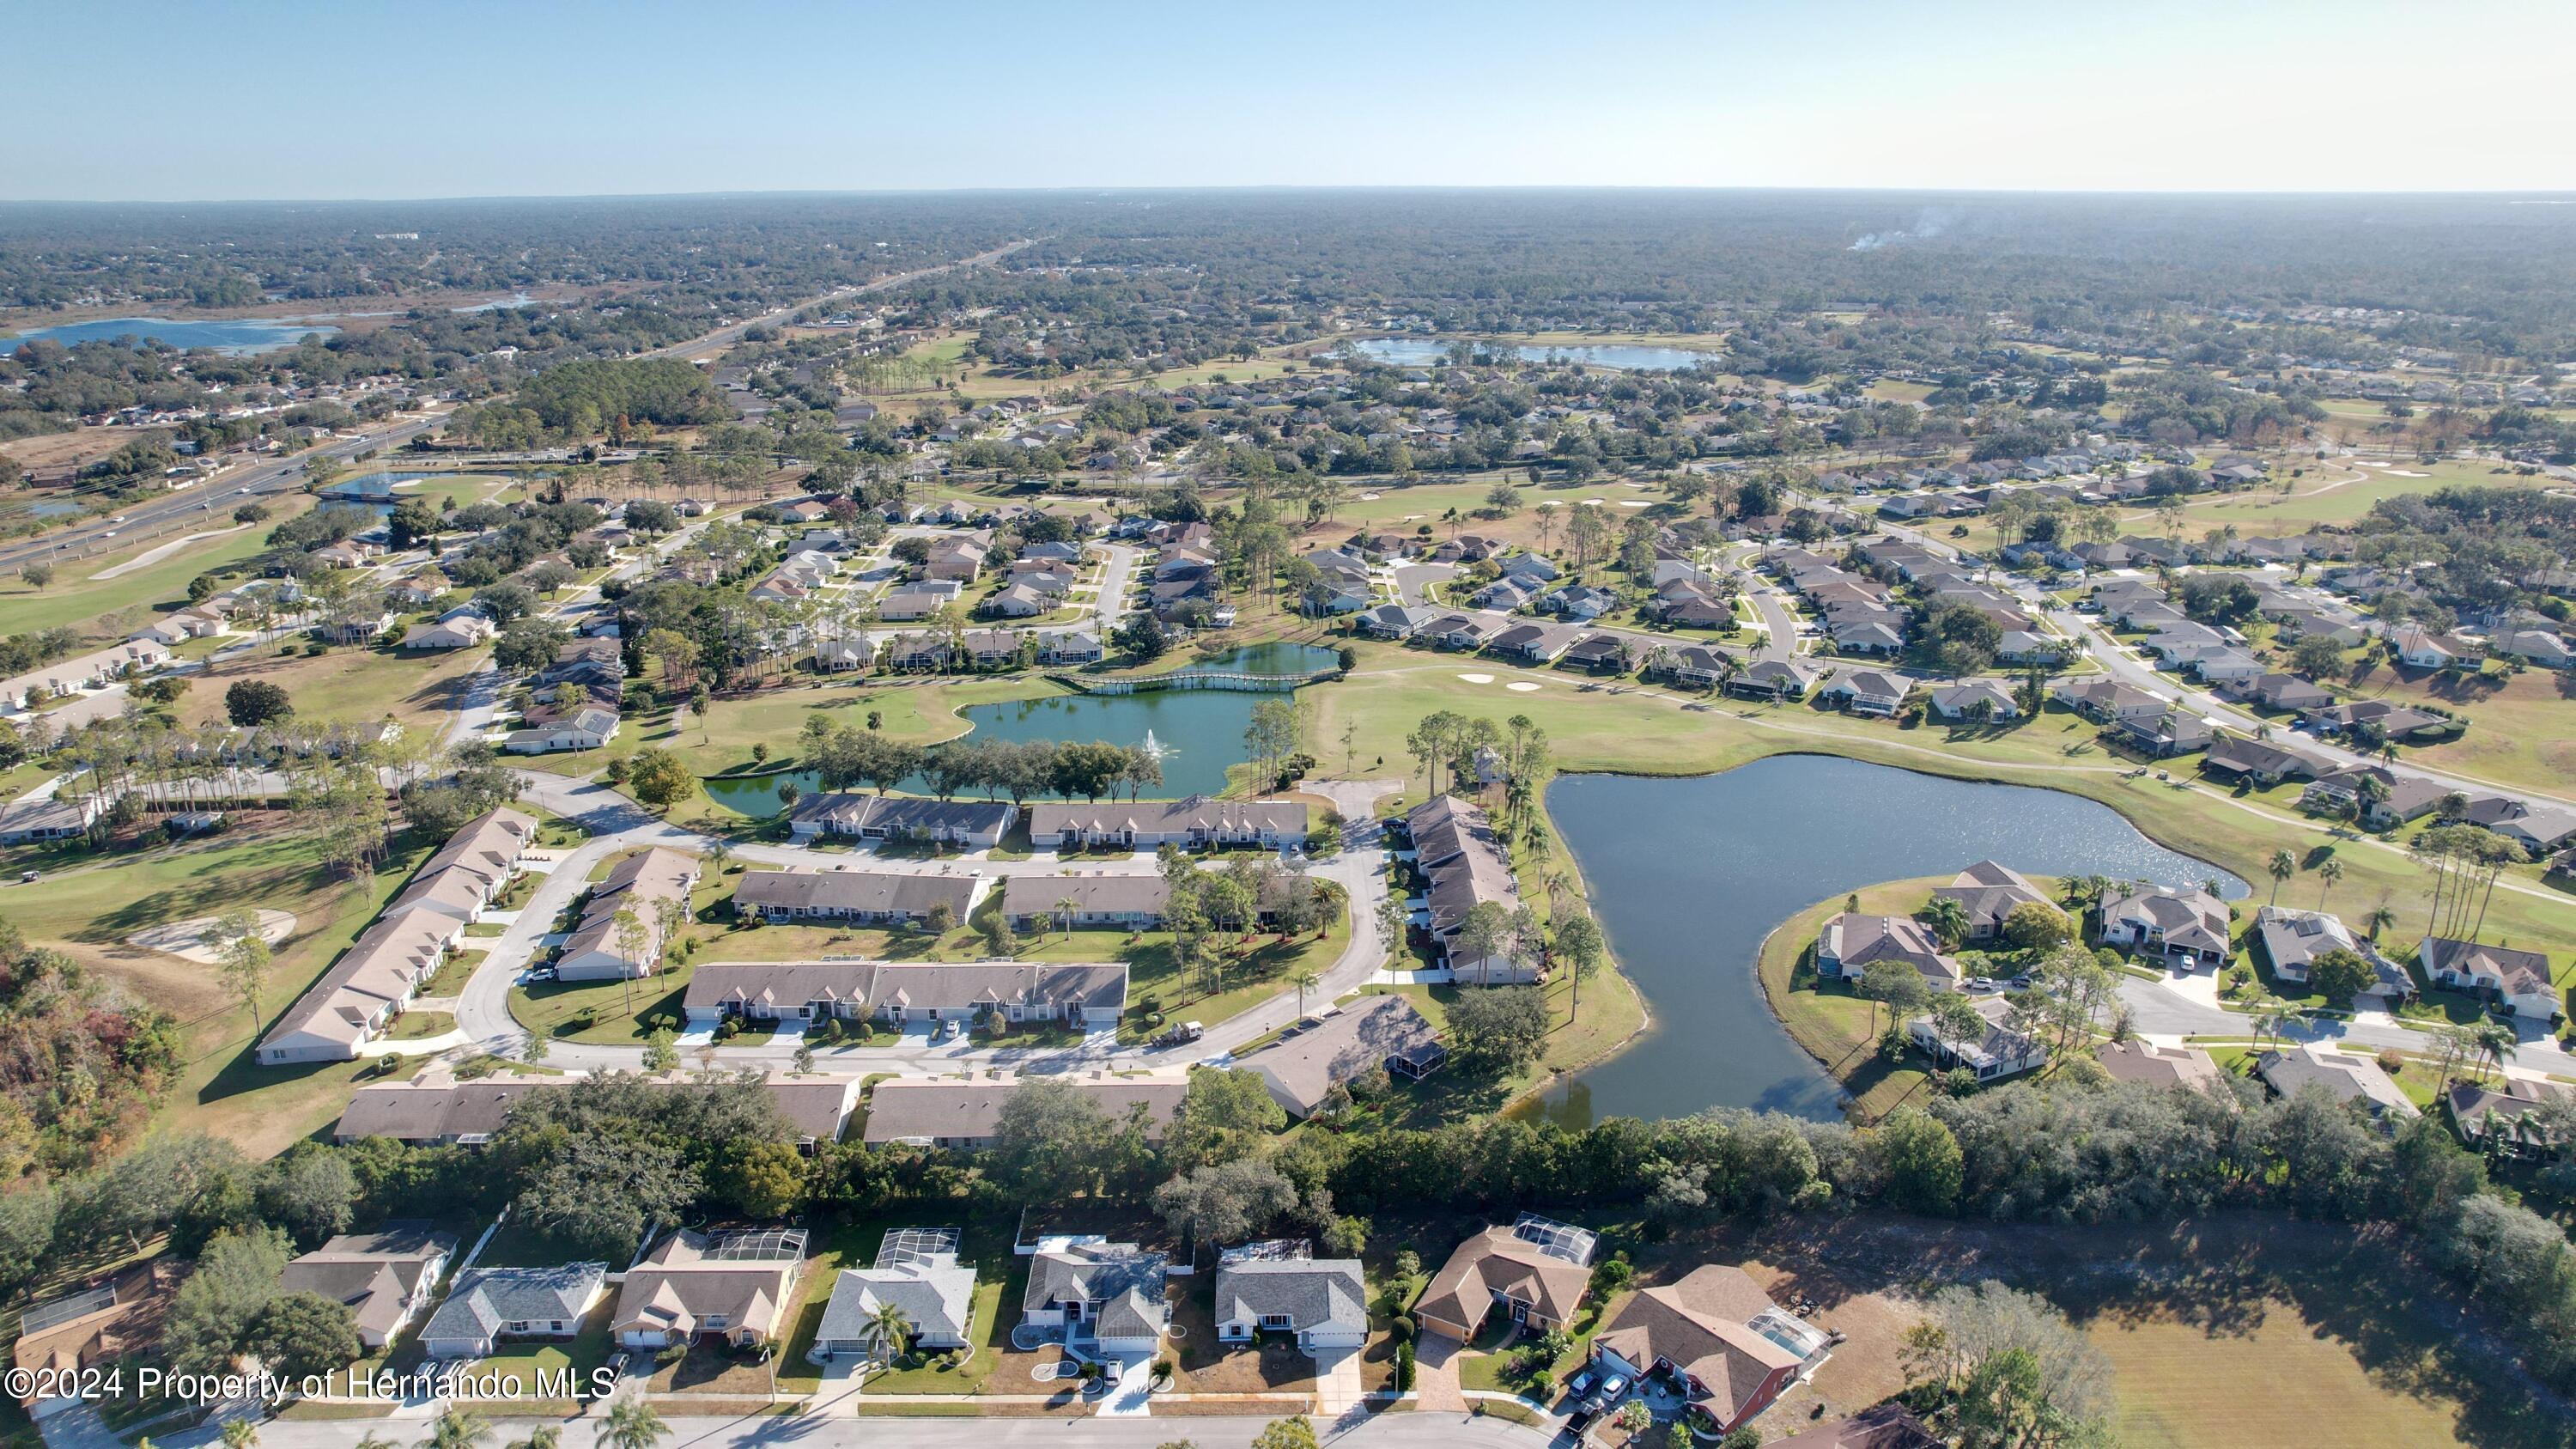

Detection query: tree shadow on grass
xmin=1741 ymin=1215 xmax=2572 ymax=1449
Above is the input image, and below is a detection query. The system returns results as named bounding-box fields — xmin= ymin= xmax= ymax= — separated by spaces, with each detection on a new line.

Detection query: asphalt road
xmin=0 ymin=408 xmax=450 ymax=573
xmin=217 ymin=1408 xmax=1551 ymax=1449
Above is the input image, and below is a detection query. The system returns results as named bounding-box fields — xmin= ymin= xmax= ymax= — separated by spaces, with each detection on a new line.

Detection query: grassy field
xmin=175 ymin=640 xmax=487 ymax=734
xmin=0 ymin=518 xmax=281 ymax=638
xmin=0 ymin=816 xmax=443 ymax=1158
xmin=2336 ymin=656 xmax=2576 ymax=801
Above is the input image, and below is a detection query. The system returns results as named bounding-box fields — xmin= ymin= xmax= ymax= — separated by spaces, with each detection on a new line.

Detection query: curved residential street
xmin=449 ymin=770 xmax=1400 ymax=1076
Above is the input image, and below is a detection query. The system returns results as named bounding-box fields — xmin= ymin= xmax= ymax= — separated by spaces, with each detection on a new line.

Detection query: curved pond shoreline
xmin=1525 ymin=753 xmax=2246 ymax=1126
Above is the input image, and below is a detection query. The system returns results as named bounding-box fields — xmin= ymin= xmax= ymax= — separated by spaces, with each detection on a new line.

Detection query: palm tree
xmin=1294 ymin=971 xmax=1321 ymax=1017
xmin=2476 ymin=1021 xmax=2519 ymax=1086
xmin=598 ymin=1395 xmax=668 ymax=1449
xmin=220 ymin=1420 xmax=259 ymax=1449
xmin=1055 ymin=895 xmax=1079 ymax=941
xmin=1920 ymin=897 xmax=1971 ymax=949
xmin=2363 ymin=901 xmax=2398 ymax=943
xmin=2266 ymin=849 xmax=2296 ymax=904
xmin=2252 ymin=999 xmax=2296 ymax=1056
xmin=2316 ymin=855 xmax=2344 ymax=907
xmin=417 ymin=1409 xmax=490 ymax=1449
xmin=860 ymin=1300 xmax=915 ymax=1363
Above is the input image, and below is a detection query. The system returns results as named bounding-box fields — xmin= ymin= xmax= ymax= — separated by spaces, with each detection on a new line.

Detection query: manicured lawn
xmin=2334 ymin=657 xmax=2576 ymax=801
xmin=387 ymin=1009 xmax=455 ymax=1039
xmin=513 ymin=965 xmax=699 ymax=1044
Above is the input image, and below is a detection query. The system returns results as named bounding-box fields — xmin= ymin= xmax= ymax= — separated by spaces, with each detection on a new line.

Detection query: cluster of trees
xmin=2351 ymin=486 xmax=2576 ymax=620
xmin=455 ymin=359 xmax=730 ymax=446
xmin=0 ymin=916 xmax=184 ymax=1184
xmin=1141 ymin=845 xmax=1342 ymax=1002
xmin=796 ymin=717 xmax=1163 ymax=805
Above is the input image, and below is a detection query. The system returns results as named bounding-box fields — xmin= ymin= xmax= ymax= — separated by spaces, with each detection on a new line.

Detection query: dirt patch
xmin=127 ymin=909 xmax=297 ymax=964
xmin=1169 ymin=1276 xmax=1319 ymax=1395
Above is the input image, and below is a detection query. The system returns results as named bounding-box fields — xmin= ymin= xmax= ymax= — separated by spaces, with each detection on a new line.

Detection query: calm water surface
xmin=699 ymin=644 xmax=1340 ymax=811
xmin=1530 ymin=754 xmax=2247 ymax=1125
xmin=1348 ymin=338 xmax=1722 ymax=372
xmin=1 ymin=317 xmax=337 ymax=354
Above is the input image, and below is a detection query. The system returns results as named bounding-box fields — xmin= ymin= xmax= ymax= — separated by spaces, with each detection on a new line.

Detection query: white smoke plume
xmin=1850 ymin=206 xmax=1962 ymax=252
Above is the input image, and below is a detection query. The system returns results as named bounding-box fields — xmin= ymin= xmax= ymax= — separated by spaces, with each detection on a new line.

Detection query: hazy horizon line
xmin=5 ymin=183 xmax=2576 ymax=209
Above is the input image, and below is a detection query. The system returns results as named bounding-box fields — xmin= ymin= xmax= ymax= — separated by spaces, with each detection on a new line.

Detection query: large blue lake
xmin=1347 ymin=337 xmax=1724 ymax=372
xmin=699 ymin=643 xmax=1342 ymax=812
xmin=1531 ymin=754 xmax=2248 ymax=1124
xmin=0 ymin=317 xmax=338 ymax=354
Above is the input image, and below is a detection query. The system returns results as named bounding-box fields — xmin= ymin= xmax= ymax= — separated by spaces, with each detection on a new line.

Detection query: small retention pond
xmin=697 ymin=644 xmax=1340 ymax=811
xmin=1528 ymin=754 xmax=2247 ymax=1125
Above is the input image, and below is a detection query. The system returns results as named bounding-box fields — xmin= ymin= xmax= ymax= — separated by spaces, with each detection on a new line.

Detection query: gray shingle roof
xmin=422 ymin=1263 xmax=606 ymax=1348
xmin=1212 ymin=1258 xmax=1366 ymax=1336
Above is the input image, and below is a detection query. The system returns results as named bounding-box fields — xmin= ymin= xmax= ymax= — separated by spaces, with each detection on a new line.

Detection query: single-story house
xmin=2093 ymin=1040 xmax=2222 ymax=1091
xmin=999 ymin=872 xmax=1170 ymax=931
xmin=280 ymin=1224 xmax=459 ymax=1350
xmin=1414 ymin=1218 xmax=1595 ymax=1343
xmin=1908 ymin=995 xmax=2050 ymax=1081
xmin=1242 ymin=995 xmax=1446 ymax=1117
xmin=860 ymin=1075 xmax=1187 ymax=1150
xmin=335 ymin=1070 xmax=861 ymax=1150
xmin=684 ymin=960 xmax=1130 ymax=1030
xmin=1820 ymin=668 xmax=1912 ymax=717
xmin=787 ymin=793 xmax=1018 ymax=847
xmin=1926 ymin=680 xmax=2020 ymax=722
xmin=2201 ymin=735 xmax=2328 ymax=787
xmin=1407 ymin=795 xmax=1528 ymax=981
xmin=1589 ymin=1264 xmax=1833 ymax=1435
xmin=1020 ymin=1239 xmax=1168 ymax=1360
xmin=1814 ymin=912 xmax=1960 ymax=991
xmin=612 ymin=1227 xmax=809 ymax=1350
xmin=1929 ymin=861 xmax=2050 ymax=941
xmin=2098 ymin=883 xmax=2232 ymax=967
xmin=420 ymin=1263 xmax=609 ymax=1361
xmin=2421 ymin=937 xmax=2561 ymax=1021
xmin=2251 ymin=906 xmax=2358 ymax=984
xmin=555 ymin=847 xmax=700 ymax=982
xmin=810 ymin=1232 xmax=977 ymax=1361
xmin=2256 ymin=1043 xmax=2417 ymax=1120
xmin=1028 ymin=795 xmax=1306 ymax=850
xmin=1211 ymin=1244 xmax=1368 ymax=1354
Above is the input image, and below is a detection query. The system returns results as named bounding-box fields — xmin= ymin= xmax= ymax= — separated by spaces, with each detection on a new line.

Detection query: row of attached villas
xmin=256 ymin=808 xmax=538 ymax=1064
xmin=681 ymin=959 xmax=1131 ymax=1032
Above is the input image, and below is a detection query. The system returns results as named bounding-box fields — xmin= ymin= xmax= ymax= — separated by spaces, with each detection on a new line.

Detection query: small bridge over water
xmin=1056 ymin=665 xmax=1341 ymax=695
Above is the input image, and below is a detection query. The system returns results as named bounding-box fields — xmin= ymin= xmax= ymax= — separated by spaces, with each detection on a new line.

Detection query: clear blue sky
xmin=9 ymin=0 xmax=2570 ymax=200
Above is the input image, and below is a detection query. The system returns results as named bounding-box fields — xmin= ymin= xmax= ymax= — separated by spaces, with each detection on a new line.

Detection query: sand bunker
xmin=1456 ymin=673 xmax=1496 ymax=684
xmin=1505 ymin=681 xmax=1543 ymax=691
xmin=1358 ymin=492 xmax=1382 ymax=501
xmin=129 ymin=909 xmax=297 ymax=964
xmin=1619 ymin=500 xmax=1651 ymax=508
